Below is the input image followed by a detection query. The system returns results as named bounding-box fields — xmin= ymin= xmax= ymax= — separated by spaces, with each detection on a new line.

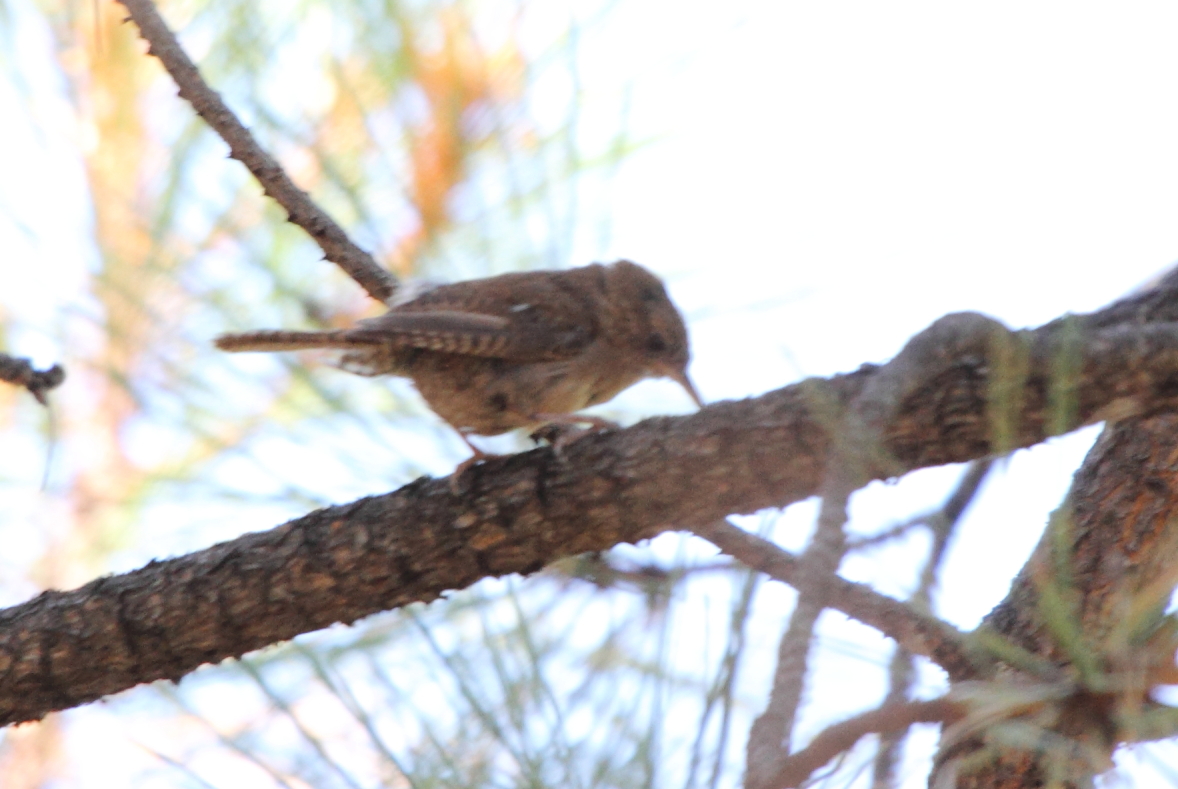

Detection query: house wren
xmin=215 ymin=260 xmax=702 ymax=453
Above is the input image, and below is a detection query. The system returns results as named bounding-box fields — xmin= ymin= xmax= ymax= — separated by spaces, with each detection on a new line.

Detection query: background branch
xmin=770 ymin=698 xmax=964 ymax=789
xmin=690 ymin=520 xmax=979 ymax=681
xmin=872 ymin=459 xmax=992 ymax=787
xmin=745 ymin=483 xmax=851 ymax=788
xmin=114 ymin=0 xmax=398 ymax=303
xmin=0 ymin=353 xmax=64 ymax=405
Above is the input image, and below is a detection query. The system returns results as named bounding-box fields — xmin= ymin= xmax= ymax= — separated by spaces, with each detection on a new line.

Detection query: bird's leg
xmin=450 ymin=431 xmax=505 ymax=493
xmin=454 ymin=413 xmax=619 ymax=493
xmin=457 ymin=431 xmax=489 ymax=460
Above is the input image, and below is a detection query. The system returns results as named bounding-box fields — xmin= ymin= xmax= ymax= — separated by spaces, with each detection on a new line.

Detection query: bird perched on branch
xmin=215 ymin=260 xmax=702 ymax=457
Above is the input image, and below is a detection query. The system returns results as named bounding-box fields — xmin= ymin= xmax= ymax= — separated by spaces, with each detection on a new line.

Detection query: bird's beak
xmin=664 ymin=366 xmax=704 ymax=409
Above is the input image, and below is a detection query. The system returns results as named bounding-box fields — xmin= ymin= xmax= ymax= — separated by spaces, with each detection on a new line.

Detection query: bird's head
xmin=602 ymin=260 xmax=703 ymax=408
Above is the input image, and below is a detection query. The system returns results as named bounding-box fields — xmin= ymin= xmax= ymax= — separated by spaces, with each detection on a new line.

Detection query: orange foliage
xmin=330 ymin=6 xmax=525 ymax=278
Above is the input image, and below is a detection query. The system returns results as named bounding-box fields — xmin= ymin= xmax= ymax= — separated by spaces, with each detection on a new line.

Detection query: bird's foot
xmin=530 ymin=412 xmax=621 ymax=433
xmin=529 ymin=423 xmax=578 ymax=446
xmin=528 ymin=413 xmax=620 ymax=458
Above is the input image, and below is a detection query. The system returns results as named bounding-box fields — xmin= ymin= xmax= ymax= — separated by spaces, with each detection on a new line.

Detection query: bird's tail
xmin=214 ymin=330 xmax=381 ymax=353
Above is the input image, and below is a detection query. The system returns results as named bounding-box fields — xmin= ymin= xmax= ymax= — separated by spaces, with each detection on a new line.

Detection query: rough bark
xmin=943 ymin=413 xmax=1178 ymax=788
xmin=929 ymin=274 xmax=1178 ymax=787
xmin=5 ymin=270 xmax=1178 ymax=741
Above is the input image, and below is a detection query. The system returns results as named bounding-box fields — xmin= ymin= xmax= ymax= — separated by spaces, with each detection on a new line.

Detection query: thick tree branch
xmin=987 ymin=412 xmax=1178 ymax=658
xmin=7 ymin=278 xmax=1178 ymax=724
xmin=114 ymin=0 xmax=398 ymax=303
xmin=943 ymin=412 xmax=1178 ymax=787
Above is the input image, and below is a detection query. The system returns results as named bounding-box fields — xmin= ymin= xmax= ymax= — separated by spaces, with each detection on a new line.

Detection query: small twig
xmin=848 ymin=513 xmax=928 ymax=550
xmin=237 ymin=659 xmax=367 ymax=789
xmin=0 ymin=354 xmax=64 ymax=405
xmin=559 ymin=552 xmax=738 ymax=591
xmin=114 ymin=0 xmax=397 ymax=304
xmin=871 ymin=459 xmax=992 ymax=787
xmin=872 ymin=641 xmax=915 ymax=789
xmin=770 ymin=698 xmax=965 ymax=789
xmin=747 ymin=477 xmax=853 ymax=787
xmin=690 ymin=521 xmax=982 ymax=680
xmin=849 ymin=463 xmax=992 ymax=550
xmin=39 ymin=402 xmax=58 ymax=492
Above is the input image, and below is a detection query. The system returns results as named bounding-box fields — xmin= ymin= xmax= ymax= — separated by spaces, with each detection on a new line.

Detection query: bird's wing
xmin=348 ymin=308 xmax=590 ymax=360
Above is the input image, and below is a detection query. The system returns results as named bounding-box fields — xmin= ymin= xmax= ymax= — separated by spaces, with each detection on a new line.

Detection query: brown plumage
xmin=215 ymin=260 xmax=702 ymax=444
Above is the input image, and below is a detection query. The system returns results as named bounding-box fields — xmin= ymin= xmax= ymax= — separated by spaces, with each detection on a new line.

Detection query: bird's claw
xmin=529 ymin=414 xmax=620 ymax=460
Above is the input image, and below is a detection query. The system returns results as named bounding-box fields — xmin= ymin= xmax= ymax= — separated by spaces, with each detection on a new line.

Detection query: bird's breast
xmin=399 ymin=344 xmax=650 ymax=437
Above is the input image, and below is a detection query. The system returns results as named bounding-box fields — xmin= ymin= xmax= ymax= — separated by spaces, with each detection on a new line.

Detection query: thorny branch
xmin=113 ymin=0 xmax=398 ymax=304
xmin=0 ymin=353 xmax=64 ymax=405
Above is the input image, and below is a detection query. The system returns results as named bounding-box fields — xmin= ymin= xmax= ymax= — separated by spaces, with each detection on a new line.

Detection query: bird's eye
xmin=640 ymin=287 xmax=660 ymax=302
xmin=646 ymin=333 xmax=668 ymax=353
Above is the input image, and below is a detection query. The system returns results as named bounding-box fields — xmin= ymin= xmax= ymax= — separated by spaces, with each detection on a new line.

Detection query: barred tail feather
xmin=214 ymin=330 xmax=379 ymax=353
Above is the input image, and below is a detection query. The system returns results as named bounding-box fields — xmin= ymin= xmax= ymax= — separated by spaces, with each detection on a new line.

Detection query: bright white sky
xmin=5 ymin=0 xmax=1178 ymax=786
